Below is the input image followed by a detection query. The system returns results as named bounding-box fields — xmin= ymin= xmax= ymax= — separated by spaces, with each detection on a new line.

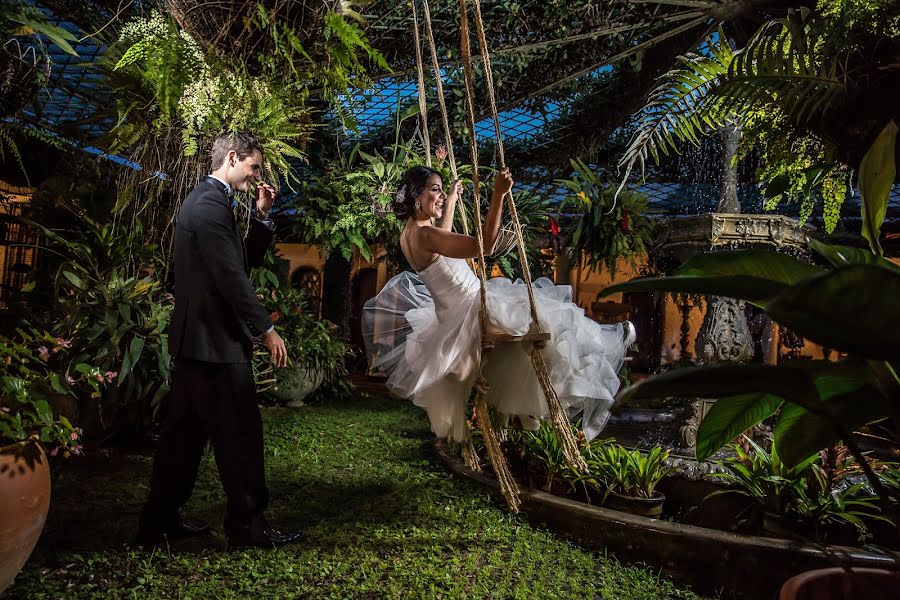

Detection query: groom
xmin=137 ymin=132 xmax=301 ymax=549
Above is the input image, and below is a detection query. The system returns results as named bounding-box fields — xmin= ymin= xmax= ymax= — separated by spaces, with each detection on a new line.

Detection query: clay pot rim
xmin=607 ymin=489 xmax=666 ymax=503
xmin=0 ymin=439 xmax=43 ymax=454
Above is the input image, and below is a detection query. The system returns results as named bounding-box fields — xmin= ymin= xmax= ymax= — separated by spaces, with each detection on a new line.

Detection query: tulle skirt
xmin=362 ymin=272 xmax=633 ymax=442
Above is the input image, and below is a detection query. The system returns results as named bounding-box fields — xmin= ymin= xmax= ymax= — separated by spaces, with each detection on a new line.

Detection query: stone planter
xmin=0 ymin=441 xmax=51 ymax=594
xmin=779 ymin=567 xmax=900 ymax=599
xmin=269 ymin=367 xmax=325 ymax=408
xmin=435 ymin=441 xmax=900 ymax=599
xmin=604 ymin=490 xmax=665 ymax=518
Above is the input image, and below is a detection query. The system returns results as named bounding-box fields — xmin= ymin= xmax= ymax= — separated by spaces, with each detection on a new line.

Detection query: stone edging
xmin=434 ymin=440 xmax=900 ymax=599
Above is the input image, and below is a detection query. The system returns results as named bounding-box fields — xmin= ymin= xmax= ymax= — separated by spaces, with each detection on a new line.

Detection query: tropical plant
xmin=291 ymin=144 xmax=407 ymax=262
xmin=511 ymin=420 xmax=582 ymax=493
xmin=100 ymin=9 xmax=314 ymax=233
xmin=1 ymin=329 xmax=106 ymax=455
xmin=619 ymin=3 xmax=899 ymax=232
xmin=601 ymin=121 xmax=900 ymax=523
xmin=583 ymin=442 xmax=673 ymax=500
xmin=250 ymin=249 xmax=350 ymax=397
xmin=1 ymin=1 xmax=77 ymax=179
xmin=26 ymin=214 xmax=173 ymax=438
xmin=557 ymin=159 xmax=656 ymax=278
xmin=479 ymin=188 xmax=556 ymax=281
xmin=1 ymin=2 xmax=78 ymax=55
xmin=709 ymin=439 xmax=887 ymax=541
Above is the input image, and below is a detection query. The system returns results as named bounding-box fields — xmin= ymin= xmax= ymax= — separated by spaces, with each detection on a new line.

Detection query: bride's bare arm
xmin=417 ymin=169 xmax=513 ymax=259
xmin=436 ymin=180 xmax=462 ymax=231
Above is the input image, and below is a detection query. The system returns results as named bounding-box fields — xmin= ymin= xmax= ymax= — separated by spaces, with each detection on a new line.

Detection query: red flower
xmin=270 ymin=311 xmax=281 ymax=323
xmin=549 ymin=216 xmax=560 ymax=237
xmin=621 ymin=209 xmax=630 ymax=232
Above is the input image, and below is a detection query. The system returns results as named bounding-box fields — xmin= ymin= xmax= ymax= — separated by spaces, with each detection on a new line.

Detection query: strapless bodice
xmin=416 ymin=255 xmax=480 ymax=317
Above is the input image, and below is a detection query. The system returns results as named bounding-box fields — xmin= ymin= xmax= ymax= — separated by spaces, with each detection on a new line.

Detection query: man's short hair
xmin=210 ymin=132 xmax=264 ymax=171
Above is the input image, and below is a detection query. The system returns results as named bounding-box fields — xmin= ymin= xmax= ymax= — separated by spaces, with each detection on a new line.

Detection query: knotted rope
xmin=467 ymin=0 xmax=586 ymax=473
xmin=410 ymin=0 xmax=432 ymax=165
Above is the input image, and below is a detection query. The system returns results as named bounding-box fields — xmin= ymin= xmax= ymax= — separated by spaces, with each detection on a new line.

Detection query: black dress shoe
xmin=135 ymin=518 xmax=212 ymax=547
xmin=227 ymin=526 xmax=305 ymax=549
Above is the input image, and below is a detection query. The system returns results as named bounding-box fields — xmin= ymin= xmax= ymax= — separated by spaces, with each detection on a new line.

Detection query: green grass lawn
xmin=8 ymin=396 xmax=710 ymax=599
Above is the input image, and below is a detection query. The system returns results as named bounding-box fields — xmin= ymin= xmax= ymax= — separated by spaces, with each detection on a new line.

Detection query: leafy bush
xmin=709 ymin=439 xmax=888 ymax=541
xmin=28 ymin=214 xmax=172 ymax=438
xmin=1 ymin=329 xmax=106 ymax=455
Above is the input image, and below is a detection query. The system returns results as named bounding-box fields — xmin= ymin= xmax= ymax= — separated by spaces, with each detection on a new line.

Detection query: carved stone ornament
xmin=696 ymin=295 xmax=755 ymax=364
xmin=680 ymin=399 xmax=717 ymax=449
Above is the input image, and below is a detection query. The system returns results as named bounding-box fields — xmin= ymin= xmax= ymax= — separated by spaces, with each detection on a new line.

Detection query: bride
xmin=362 ymin=166 xmax=634 ymax=442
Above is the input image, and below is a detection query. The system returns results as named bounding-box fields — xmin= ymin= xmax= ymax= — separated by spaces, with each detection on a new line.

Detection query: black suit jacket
xmin=168 ymin=177 xmax=274 ymax=363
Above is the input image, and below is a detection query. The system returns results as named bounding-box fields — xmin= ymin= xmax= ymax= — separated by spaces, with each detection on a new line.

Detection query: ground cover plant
xmin=7 ymin=396 xmax=708 ymax=599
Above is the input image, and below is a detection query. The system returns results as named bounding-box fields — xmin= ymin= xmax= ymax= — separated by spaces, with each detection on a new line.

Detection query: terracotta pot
xmin=604 ymin=490 xmax=665 ymax=518
xmin=780 ymin=567 xmax=900 ymax=599
xmin=0 ymin=441 xmax=51 ymax=594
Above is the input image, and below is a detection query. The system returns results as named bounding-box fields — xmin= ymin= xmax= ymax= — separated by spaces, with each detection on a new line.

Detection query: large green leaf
xmin=118 ymin=336 xmax=145 ymax=383
xmin=599 ymin=275 xmax=785 ymax=306
xmin=766 ymin=265 xmax=900 ymax=361
xmin=858 ymin=120 xmax=897 ymax=256
xmin=808 ymin=238 xmax=900 ymax=274
xmin=618 ymin=363 xmax=820 ymax=408
xmin=9 ymin=13 xmax=79 ymax=56
xmin=774 ymin=384 xmax=891 ymax=467
xmin=599 ymin=249 xmax=820 ymax=305
xmin=695 ymin=393 xmax=782 ymax=461
xmin=674 ymin=249 xmax=820 ymax=284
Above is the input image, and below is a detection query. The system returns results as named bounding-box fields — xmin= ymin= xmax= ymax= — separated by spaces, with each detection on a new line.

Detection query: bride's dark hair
xmin=392 ymin=166 xmax=442 ymax=220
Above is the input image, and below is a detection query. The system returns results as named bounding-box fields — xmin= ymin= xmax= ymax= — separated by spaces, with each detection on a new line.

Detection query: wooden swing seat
xmin=483 ymin=326 xmax=551 ymax=346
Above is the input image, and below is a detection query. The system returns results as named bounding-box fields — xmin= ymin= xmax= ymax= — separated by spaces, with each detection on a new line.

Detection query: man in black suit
xmin=137 ymin=132 xmax=302 ymax=548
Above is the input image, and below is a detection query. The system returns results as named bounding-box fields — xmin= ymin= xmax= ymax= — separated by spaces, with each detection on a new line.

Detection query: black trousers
xmin=142 ymin=359 xmax=269 ymax=531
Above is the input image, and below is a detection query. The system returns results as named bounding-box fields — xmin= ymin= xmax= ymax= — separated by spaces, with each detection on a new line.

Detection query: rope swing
xmin=411 ymin=0 xmax=588 ymax=512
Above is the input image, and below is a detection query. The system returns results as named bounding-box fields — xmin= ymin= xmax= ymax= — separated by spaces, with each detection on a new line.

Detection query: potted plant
xmin=0 ymin=330 xmax=104 ymax=593
xmin=270 ymin=318 xmax=349 ymax=407
xmin=512 ymin=421 xmax=581 ymax=496
xmin=556 ymin=159 xmax=657 ymax=280
xmin=583 ymin=442 xmax=673 ymax=517
xmin=251 ymin=250 xmax=349 ymax=405
xmin=709 ymin=439 xmax=886 ymax=542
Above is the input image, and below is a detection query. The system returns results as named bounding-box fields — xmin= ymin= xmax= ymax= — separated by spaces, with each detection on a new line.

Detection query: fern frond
xmin=721 ymin=9 xmax=844 ymax=125
xmin=619 ymin=9 xmax=846 ymax=187
xmin=618 ymin=28 xmax=735 ymax=184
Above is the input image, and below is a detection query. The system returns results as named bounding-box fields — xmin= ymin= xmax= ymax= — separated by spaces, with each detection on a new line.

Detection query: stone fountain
xmin=605 ymin=122 xmax=814 ymax=463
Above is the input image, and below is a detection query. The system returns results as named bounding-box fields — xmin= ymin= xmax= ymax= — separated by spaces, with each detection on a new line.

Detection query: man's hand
xmin=256 ymin=181 xmax=277 ymax=216
xmin=261 ymin=329 xmax=288 ymax=368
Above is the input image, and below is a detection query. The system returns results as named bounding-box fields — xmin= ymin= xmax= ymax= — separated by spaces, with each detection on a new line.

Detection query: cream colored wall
xmin=274 ymin=242 xmax=390 ymax=309
xmin=275 ymin=243 xmax=324 ymax=276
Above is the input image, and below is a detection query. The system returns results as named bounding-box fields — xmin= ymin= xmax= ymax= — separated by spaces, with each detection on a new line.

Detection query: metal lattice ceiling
xmin=13 ymin=0 xmax=900 ymax=226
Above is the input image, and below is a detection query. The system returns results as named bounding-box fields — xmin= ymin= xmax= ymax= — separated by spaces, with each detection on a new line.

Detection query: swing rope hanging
xmin=411 ymin=0 xmax=588 ymax=512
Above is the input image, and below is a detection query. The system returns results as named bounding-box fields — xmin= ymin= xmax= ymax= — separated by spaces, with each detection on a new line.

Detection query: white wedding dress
xmin=362 ymin=255 xmax=634 ymax=442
